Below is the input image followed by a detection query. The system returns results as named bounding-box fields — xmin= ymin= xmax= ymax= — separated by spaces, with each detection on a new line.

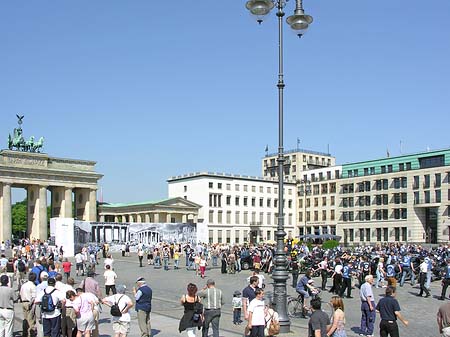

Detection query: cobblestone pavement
xmin=13 ymin=252 xmax=444 ymax=336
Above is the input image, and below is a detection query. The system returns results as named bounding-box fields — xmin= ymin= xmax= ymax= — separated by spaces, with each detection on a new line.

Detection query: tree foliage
xmin=12 ymin=199 xmax=27 ymax=236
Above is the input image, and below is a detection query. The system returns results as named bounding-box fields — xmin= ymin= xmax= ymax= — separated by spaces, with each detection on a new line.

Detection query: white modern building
xmin=168 ymin=172 xmax=297 ymax=244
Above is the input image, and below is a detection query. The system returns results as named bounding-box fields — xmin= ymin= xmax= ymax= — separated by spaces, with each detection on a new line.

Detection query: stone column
xmin=114 ymin=215 xmax=119 ymax=222
xmin=166 ymin=213 xmax=171 ymax=223
xmin=28 ymin=185 xmax=48 ymax=241
xmin=63 ymin=187 xmax=73 ymax=218
xmin=137 ymin=214 xmax=142 ymax=223
xmin=51 ymin=187 xmax=64 ymax=218
xmin=87 ymin=189 xmax=97 ymax=221
xmin=99 ymin=215 xmax=105 ymax=222
xmin=182 ymin=214 xmax=187 ymax=223
xmin=154 ymin=213 xmax=160 ymax=223
xmin=0 ymin=183 xmax=12 ymax=243
xmin=121 ymin=215 xmax=126 ymax=223
xmin=145 ymin=214 xmax=150 ymax=223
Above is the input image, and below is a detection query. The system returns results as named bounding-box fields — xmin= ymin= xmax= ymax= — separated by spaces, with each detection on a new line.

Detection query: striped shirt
xmin=198 ymin=287 xmax=225 ymax=310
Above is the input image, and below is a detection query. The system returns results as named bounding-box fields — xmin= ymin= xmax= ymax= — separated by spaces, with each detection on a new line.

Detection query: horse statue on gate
xmin=6 ymin=115 xmax=45 ymax=153
xmin=32 ymin=137 xmax=44 ymax=153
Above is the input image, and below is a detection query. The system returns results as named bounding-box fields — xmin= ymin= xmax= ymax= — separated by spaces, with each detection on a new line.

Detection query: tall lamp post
xmin=245 ymin=0 xmax=313 ymax=333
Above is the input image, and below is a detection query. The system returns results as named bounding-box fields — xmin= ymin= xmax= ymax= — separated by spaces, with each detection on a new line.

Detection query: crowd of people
xmin=0 ymin=238 xmax=450 ymax=337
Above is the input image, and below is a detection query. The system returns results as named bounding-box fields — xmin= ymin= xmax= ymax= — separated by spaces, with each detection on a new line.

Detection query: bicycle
xmin=287 ymin=290 xmax=334 ymax=319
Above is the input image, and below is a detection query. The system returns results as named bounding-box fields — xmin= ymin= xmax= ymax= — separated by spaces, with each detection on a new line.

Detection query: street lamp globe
xmin=246 ymin=0 xmax=275 ymax=23
xmin=286 ymin=10 xmax=313 ymax=37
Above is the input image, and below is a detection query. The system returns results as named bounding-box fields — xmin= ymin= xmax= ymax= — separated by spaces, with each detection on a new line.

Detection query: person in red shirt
xmin=62 ymin=258 xmax=72 ymax=281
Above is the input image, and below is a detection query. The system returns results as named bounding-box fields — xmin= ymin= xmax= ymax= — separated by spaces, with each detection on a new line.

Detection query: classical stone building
xmin=0 ymin=150 xmax=102 ymax=241
xmin=95 ymin=197 xmax=201 ymax=242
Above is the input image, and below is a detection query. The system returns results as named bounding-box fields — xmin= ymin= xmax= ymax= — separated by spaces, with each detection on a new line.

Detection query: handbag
xmin=265 ymin=311 xmax=280 ymax=336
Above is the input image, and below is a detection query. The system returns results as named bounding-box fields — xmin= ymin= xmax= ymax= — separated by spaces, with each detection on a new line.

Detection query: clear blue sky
xmin=1 ymin=1 xmax=449 ymax=203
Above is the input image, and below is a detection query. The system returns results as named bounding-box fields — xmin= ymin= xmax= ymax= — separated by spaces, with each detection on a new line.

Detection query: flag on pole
xmin=265 ymin=145 xmax=268 ymax=152
xmin=386 ymin=148 xmax=390 ymax=157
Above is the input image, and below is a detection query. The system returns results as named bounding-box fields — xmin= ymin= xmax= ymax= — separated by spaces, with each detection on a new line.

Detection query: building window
xmin=218 ymin=211 xmax=223 ymax=224
xmin=425 ymin=190 xmax=430 ymax=203
xmin=383 ymin=209 xmax=388 ymax=220
xmin=288 ymin=200 xmax=292 ymax=208
xmin=267 ymin=187 xmax=271 ymax=193
xmin=226 ymin=196 xmax=231 ymax=205
xmin=376 ymin=210 xmax=382 ymax=220
xmin=243 ymin=197 xmax=248 ymax=206
xmin=419 ymin=155 xmax=445 ymax=169
xmin=274 ymin=199 xmax=278 ymax=208
xmin=244 ymin=185 xmax=248 ymax=192
xmin=252 ymin=185 xmax=256 ymax=192
xmin=359 ymin=228 xmax=364 ymax=242
xmin=235 ymin=197 xmax=239 ymax=206
xmin=364 ymin=168 xmax=369 ymax=176
xmin=376 ymin=228 xmax=381 ymax=241
xmin=184 ymin=185 xmax=187 ymax=192
xmin=314 ymin=211 xmax=318 ymax=221
xmin=424 ymin=174 xmax=430 ymax=188
xmin=322 ymin=210 xmax=326 ymax=221
xmin=376 ymin=180 xmax=382 ymax=191
xmin=322 ymin=197 xmax=327 ymax=206
xmin=383 ymin=228 xmax=388 ymax=241
xmin=436 ymin=173 xmax=442 ymax=188
xmin=394 ymin=209 xmax=400 ymax=219
xmin=401 ymin=193 xmax=407 ymax=203
xmin=366 ymin=228 xmax=371 ymax=241
xmin=259 ymin=198 xmax=263 ymax=207
xmin=370 ymin=167 xmax=375 ymax=175
xmin=267 ymin=212 xmax=271 ymax=225
xmin=436 ymin=190 xmax=441 ymax=203
xmin=387 ymin=165 xmax=393 ymax=173
xmin=235 ymin=184 xmax=240 ymax=191
xmin=226 ymin=211 xmax=231 ymax=224
xmin=401 ymin=208 xmax=407 ymax=219
xmin=209 ymin=182 xmax=213 ymax=188
xmin=252 ymin=197 xmax=256 ymax=207
xmin=381 ymin=166 xmax=386 ymax=174
xmin=401 ymin=177 xmax=407 ymax=188
xmin=267 ymin=198 xmax=272 ymax=208
xmin=226 ymin=184 xmax=231 ymax=190
xmin=394 ymin=178 xmax=400 ymax=189
xmin=402 ymin=227 xmax=407 ymax=241
xmin=299 ymin=212 xmax=303 ymax=222
xmin=235 ymin=211 xmax=240 ymax=224
xmin=406 ymin=162 xmax=411 ymax=170
xmin=259 ymin=186 xmax=263 ymax=193
xmin=330 ymin=210 xmax=335 ymax=220
xmin=217 ymin=230 xmax=222 ymax=243
xmin=413 ymin=176 xmax=419 ymax=189
xmin=383 ymin=194 xmax=388 ymax=205
xmin=218 ymin=183 xmax=222 ymax=189
xmin=383 ymin=179 xmax=389 ymax=190
xmin=306 ymin=211 xmax=311 ymax=221
xmin=399 ymin=163 xmax=404 ymax=171
xmin=235 ymin=230 xmax=240 ymax=244
xmin=209 ymin=211 xmax=214 ymax=223
xmin=314 ymin=198 xmax=319 ymax=207
xmin=331 ymin=196 xmax=335 ymax=206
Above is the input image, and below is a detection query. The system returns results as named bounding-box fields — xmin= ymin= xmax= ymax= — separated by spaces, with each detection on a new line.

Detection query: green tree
xmin=12 ymin=199 xmax=27 ymax=237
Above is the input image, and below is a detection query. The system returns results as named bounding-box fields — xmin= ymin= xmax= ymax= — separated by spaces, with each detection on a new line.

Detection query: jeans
xmin=174 ymin=259 xmax=179 ymax=269
xmin=376 ymin=270 xmax=384 ymax=288
xmin=163 ymin=258 xmax=169 ymax=270
xmin=400 ymin=267 xmax=415 ymax=286
xmin=0 ymin=308 xmax=14 ymax=337
xmin=202 ymin=309 xmax=220 ymax=337
xmin=426 ymin=271 xmax=432 ymax=289
xmin=250 ymin=325 xmax=265 ymax=337
xmin=233 ymin=309 xmax=241 ymax=323
xmin=43 ymin=315 xmax=62 ymax=337
xmin=380 ymin=319 xmax=399 ymax=337
xmin=360 ymin=301 xmax=376 ymax=335
xmin=212 ymin=256 xmax=218 ymax=267
xmin=235 ymin=259 xmax=241 ymax=272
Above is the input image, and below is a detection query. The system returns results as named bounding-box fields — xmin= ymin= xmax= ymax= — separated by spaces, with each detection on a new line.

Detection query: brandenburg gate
xmin=0 ymin=116 xmax=102 ymax=241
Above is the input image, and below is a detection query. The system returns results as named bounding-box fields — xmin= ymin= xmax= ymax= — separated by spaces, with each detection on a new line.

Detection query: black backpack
xmin=41 ymin=289 xmax=57 ymax=312
xmin=18 ymin=260 xmax=26 ymax=273
xmin=110 ymin=295 xmax=125 ymax=317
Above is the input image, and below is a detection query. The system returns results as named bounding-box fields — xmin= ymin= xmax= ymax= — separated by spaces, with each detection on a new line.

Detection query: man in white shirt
xmin=102 ymin=284 xmax=134 ymax=337
xmin=35 ymin=277 xmax=66 ymax=337
xmin=104 ymin=264 xmax=118 ymax=295
xmin=247 ymin=288 xmax=266 ymax=337
xmin=75 ymin=252 xmax=84 ymax=276
xmin=20 ymin=273 xmax=37 ymax=337
xmin=104 ymin=254 xmax=114 ymax=270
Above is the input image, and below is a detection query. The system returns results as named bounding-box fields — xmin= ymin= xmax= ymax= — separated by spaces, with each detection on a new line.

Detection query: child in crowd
xmin=232 ymin=290 xmax=243 ymax=325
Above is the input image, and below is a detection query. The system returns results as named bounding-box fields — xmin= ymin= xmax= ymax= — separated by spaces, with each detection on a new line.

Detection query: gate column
xmin=0 ymin=183 xmax=12 ymax=242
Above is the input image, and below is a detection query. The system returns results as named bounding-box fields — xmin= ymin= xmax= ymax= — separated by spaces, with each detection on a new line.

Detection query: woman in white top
xmin=376 ymin=257 xmax=386 ymax=288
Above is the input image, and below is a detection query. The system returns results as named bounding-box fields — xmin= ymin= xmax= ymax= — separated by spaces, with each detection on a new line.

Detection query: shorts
xmin=113 ymin=320 xmax=130 ymax=334
xmin=76 ymin=263 xmax=83 ymax=271
xmin=77 ymin=312 xmax=95 ymax=332
xmin=297 ymin=289 xmax=310 ymax=298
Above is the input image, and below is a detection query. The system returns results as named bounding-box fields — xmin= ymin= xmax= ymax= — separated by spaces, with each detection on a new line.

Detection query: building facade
xmin=167 ymin=172 xmax=297 ymax=244
xmin=262 ymin=149 xmax=336 ymax=182
xmin=296 ymin=149 xmax=450 ymax=244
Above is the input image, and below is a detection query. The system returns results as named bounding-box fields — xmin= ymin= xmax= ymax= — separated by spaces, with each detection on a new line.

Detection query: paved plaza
xmin=12 ymin=252 xmax=444 ymax=337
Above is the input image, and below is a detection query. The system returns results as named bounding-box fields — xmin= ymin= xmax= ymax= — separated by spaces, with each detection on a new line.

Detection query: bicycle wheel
xmin=287 ymin=298 xmax=303 ymax=318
